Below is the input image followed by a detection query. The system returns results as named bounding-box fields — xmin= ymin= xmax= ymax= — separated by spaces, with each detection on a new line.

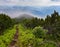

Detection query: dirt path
xmin=8 ymin=25 xmax=19 ymax=47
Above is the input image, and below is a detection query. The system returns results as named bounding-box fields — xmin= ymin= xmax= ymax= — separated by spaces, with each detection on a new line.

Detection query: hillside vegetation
xmin=0 ymin=10 xmax=60 ymax=47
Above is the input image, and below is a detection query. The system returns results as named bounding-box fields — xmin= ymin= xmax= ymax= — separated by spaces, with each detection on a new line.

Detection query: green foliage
xmin=17 ymin=25 xmax=57 ymax=47
xmin=40 ymin=41 xmax=57 ymax=47
xmin=22 ymin=18 xmax=44 ymax=29
xmin=0 ymin=14 xmax=15 ymax=34
xmin=0 ymin=24 xmax=57 ymax=47
xmin=44 ymin=10 xmax=60 ymax=42
xmin=0 ymin=10 xmax=60 ymax=47
xmin=17 ymin=25 xmax=35 ymax=47
xmin=0 ymin=26 xmax=16 ymax=47
xmin=33 ymin=26 xmax=47 ymax=38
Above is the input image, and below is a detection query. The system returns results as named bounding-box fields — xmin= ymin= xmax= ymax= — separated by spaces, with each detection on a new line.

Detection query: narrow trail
xmin=8 ymin=25 xmax=19 ymax=47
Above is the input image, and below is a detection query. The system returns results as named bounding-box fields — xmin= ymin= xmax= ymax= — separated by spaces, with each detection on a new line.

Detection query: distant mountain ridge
xmin=17 ymin=14 xmax=34 ymax=19
xmin=0 ymin=6 xmax=60 ymax=18
xmin=15 ymin=14 xmax=34 ymax=22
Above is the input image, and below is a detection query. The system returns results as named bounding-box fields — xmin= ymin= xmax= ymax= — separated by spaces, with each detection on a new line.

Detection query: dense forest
xmin=0 ymin=10 xmax=60 ymax=47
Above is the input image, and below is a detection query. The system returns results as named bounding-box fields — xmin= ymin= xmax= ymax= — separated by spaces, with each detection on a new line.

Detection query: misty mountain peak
xmin=18 ymin=14 xmax=34 ymax=19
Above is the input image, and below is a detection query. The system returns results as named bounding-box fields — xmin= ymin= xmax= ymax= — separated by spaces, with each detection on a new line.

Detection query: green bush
xmin=33 ymin=26 xmax=47 ymax=38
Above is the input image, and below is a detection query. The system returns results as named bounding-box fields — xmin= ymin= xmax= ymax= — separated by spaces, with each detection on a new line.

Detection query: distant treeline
xmin=20 ymin=10 xmax=60 ymax=45
xmin=0 ymin=10 xmax=60 ymax=35
xmin=21 ymin=10 xmax=60 ymax=29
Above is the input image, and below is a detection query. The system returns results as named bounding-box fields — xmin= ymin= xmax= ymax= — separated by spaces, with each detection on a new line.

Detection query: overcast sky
xmin=0 ymin=0 xmax=60 ymax=6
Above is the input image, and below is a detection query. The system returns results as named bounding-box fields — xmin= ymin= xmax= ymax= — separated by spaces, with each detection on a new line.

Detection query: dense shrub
xmin=0 ymin=14 xmax=14 ymax=34
xmin=33 ymin=26 xmax=47 ymax=38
